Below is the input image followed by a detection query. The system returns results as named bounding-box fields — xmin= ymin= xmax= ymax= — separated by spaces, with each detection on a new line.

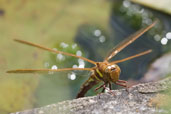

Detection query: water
xmin=0 ymin=0 xmax=171 ymax=113
xmin=75 ymin=0 xmax=171 ymax=88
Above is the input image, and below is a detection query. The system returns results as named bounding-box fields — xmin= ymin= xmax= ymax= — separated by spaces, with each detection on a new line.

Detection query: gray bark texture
xmin=11 ymin=77 xmax=171 ymax=114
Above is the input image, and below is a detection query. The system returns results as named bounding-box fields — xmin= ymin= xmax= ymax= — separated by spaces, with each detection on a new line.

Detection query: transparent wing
xmin=7 ymin=68 xmax=94 ymax=73
xmin=104 ymin=21 xmax=157 ymax=61
xmin=110 ymin=49 xmax=152 ymax=64
xmin=14 ymin=39 xmax=97 ymax=65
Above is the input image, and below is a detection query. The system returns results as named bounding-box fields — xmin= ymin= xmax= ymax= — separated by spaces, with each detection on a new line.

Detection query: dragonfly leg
xmin=95 ymin=82 xmax=109 ymax=93
xmin=102 ymin=84 xmax=115 ymax=96
xmin=95 ymin=82 xmax=111 ymax=92
xmin=101 ymin=83 xmax=110 ymax=93
xmin=101 ymin=82 xmax=112 ymax=93
xmin=95 ymin=82 xmax=115 ymax=96
xmin=94 ymin=83 xmax=106 ymax=98
xmin=115 ymin=81 xmax=127 ymax=87
xmin=117 ymin=80 xmax=127 ymax=83
xmin=101 ymin=86 xmax=105 ymax=93
xmin=95 ymin=83 xmax=106 ymax=91
xmin=109 ymin=82 xmax=112 ymax=90
xmin=115 ymin=81 xmax=130 ymax=92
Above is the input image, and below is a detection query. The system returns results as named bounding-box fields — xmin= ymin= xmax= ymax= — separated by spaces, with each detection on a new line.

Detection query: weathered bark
xmin=11 ymin=77 xmax=171 ymax=114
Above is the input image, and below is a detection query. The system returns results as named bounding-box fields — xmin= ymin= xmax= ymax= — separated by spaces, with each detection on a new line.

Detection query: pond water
xmin=0 ymin=0 xmax=171 ymax=113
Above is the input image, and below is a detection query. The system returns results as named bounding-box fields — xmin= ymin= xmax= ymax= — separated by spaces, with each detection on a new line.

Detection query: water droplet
xmin=72 ymin=44 xmax=77 ymax=49
xmin=161 ymin=38 xmax=168 ymax=45
xmin=78 ymin=64 xmax=85 ymax=68
xmin=48 ymin=65 xmax=58 ymax=74
xmin=99 ymin=36 xmax=106 ymax=43
xmin=57 ymin=53 xmax=65 ymax=61
xmin=78 ymin=59 xmax=84 ymax=64
xmin=78 ymin=59 xmax=85 ymax=68
xmin=139 ymin=9 xmax=144 ymax=14
xmin=166 ymin=32 xmax=171 ymax=39
xmin=72 ymin=64 xmax=78 ymax=68
xmin=154 ymin=34 xmax=161 ymax=41
xmin=51 ymin=65 xmax=58 ymax=69
xmin=123 ymin=0 xmax=130 ymax=8
xmin=68 ymin=72 xmax=76 ymax=80
xmin=76 ymin=50 xmax=82 ymax=56
xmin=144 ymin=18 xmax=152 ymax=25
xmin=60 ymin=42 xmax=69 ymax=48
xmin=94 ymin=29 xmax=101 ymax=37
xmin=132 ymin=5 xmax=140 ymax=12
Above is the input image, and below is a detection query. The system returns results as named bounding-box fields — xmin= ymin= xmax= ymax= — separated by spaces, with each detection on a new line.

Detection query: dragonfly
xmin=7 ymin=21 xmax=157 ymax=98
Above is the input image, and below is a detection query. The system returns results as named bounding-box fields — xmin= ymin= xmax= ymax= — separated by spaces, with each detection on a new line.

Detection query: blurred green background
xmin=0 ymin=0 xmax=171 ymax=114
xmin=0 ymin=0 xmax=110 ymax=113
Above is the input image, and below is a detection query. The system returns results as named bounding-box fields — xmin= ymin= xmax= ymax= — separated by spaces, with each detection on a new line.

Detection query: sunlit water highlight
xmin=68 ymin=72 xmax=76 ymax=80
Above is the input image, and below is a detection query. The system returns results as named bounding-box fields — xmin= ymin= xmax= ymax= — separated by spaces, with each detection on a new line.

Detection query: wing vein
xmin=14 ymin=39 xmax=97 ymax=65
xmin=7 ymin=68 xmax=94 ymax=73
xmin=104 ymin=21 xmax=157 ymax=61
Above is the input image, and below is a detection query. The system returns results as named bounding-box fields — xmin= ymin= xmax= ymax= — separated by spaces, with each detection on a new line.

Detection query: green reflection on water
xmin=1 ymin=0 xmax=171 ymax=113
xmin=35 ymin=42 xmax=89 ymax=106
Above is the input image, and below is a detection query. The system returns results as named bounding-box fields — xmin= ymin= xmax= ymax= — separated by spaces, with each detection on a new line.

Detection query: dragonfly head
xmin=105 ymin=64 xmax=121 ymax=82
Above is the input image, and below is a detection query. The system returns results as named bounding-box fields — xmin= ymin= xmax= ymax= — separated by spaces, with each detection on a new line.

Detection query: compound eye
xmin=106 ymin=65 xmax=116 ymax=72
xmin=111 ymin=67 xmax=116 ymax=71
xmin=105 ymin=66 xmax=111 ymax=73
xmin=111 ymin=65 xmax=116 ymax=71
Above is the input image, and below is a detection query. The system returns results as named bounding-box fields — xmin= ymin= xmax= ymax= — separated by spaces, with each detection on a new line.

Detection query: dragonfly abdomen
xmin=76 ymin=74 xmax=99 ymax=98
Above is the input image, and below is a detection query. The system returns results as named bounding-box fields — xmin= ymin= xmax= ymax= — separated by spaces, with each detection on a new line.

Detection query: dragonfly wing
xmin=104 ymin=21 xmax=157 ymax=61
xmin=7 ymin=68 xmax=94 ymax=73
xmin=110 ymin=49 xmax=152 ymax=64
xmin=14 ymin=39 xmax=97 ymax=65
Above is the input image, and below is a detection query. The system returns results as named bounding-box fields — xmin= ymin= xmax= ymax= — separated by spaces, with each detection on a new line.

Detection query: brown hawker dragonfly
xmin=7 ymin=21 xmax=157 ymax=98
